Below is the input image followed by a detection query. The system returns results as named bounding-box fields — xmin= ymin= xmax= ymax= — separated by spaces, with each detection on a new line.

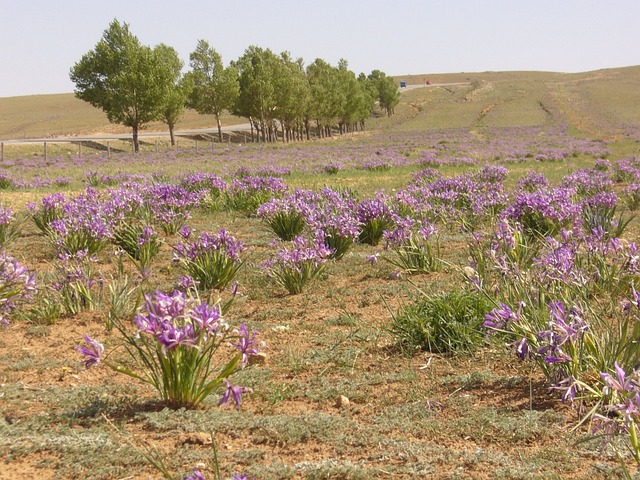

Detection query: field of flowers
xmin=2 ymin=119 xmax=640 ymax=479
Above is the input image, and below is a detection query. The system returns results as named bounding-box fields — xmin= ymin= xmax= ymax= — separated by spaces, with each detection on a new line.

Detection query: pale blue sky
xmin=2 ymin=0 xmax=639 ymax=98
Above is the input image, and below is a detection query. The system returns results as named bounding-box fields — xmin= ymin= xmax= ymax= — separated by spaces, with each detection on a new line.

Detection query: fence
xmin=0 ymin=131 xmax=250 ymax=162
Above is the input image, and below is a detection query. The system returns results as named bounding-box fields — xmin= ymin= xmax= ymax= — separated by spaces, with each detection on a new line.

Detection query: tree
xmin=155 ymin=44 xmax=189 ymax=147
xmin=368 ymin=70 xmax=400 ymax=117
xmin=273 ymin=53 xmax=310 ymax=142
xmin=233 ymin=46 xmax=279 ymax=142
xmin=69 ymin=19 xmax=168 ymax=152
xmin=356 ymin=73 xmax=377 ymax=130
xmin=185 ymin=40 xmax=239 ymax=142
xmin=307 ymin=59 xmax=341 ymax=138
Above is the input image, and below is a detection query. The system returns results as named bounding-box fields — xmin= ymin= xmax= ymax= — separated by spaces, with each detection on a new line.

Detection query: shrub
xmin=390 ymin=290 xmax=491 ymax=355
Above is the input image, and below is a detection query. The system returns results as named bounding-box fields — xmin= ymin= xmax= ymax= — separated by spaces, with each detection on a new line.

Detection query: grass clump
xmin=390 ymin=289 xmax=491 ymax=355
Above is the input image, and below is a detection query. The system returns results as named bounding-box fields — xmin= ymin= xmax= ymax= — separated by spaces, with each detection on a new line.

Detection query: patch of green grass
xmin=390 ymin=289 xmax=492 ymax=355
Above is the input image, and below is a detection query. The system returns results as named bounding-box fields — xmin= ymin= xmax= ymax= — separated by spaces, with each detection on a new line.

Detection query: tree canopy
xmin=69 ymin=19 xmax=182 ymax=152
xmin=185 ymin=40 xmax=239 ymax=141
xmin=71 ymin=20 xmax=401 ymax=146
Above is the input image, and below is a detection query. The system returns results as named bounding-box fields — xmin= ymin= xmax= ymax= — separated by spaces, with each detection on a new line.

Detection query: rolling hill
xmin=1 ymin=66 xmax=639 ymax=144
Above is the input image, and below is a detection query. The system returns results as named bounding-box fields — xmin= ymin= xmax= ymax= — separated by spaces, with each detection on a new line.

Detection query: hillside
xmin=1 ymin=66 xmax=640 ymax=143
xmin=390 ymin=66 xmax=640 ymax=142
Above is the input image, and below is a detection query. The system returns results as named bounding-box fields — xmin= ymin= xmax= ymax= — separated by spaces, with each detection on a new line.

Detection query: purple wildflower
xmin=484 ymin=302 xmax=521 ymax=331
xmin=183 ymin=467 xmax=206 ymax=480
xmin=234 ymin=324 xmax=264 ymax=365
xmin=219 ymin=379 xmax=251 ymax=408
xmin=551 ymin=375 xmax=581 ymax=403
xmin=75 ymin=335 xmax=104 ymax=368
xmin=157 ymin=322 xmax=197 ymax=351
xmin=191 ymin=302 xmax=227 ymax=336
xmin=600 ymin=362 xmax=636 ymax=395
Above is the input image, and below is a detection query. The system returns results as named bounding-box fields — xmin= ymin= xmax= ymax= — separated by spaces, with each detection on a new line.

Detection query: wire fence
xmin=0 ymin=130 xmax=250 ymax=162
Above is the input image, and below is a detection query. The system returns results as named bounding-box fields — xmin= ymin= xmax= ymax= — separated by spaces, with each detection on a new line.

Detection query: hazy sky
xmin=2 ymin=0 xmax=639 ymax=98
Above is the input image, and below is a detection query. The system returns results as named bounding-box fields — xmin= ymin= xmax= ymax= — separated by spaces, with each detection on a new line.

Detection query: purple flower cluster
xmin=175 ymin=229 xmax=245 ymax=264
xmin=226 ymin=175 xmax=289 ymax=214
xmin=134 ymin=290 xmax=227 ymax=351
xmin=400 ymin=167 xmax=509 ymax=228
xmin=591 ymin=362 xmax=640 ymax=451
xmin=0 ymin=251 xmax=37 ymax=326
xmin=562 ymin=168 xmax=614 ymax=197
xmin=256 ymin=192 xmax=312 ymax=241
xmin=78 ymin=289 xmax=263 ymax=409
xmin=180 ymin=172 xmax=227 ymax=197
xmin=517 ymin=170 xmax=549 ymax=193
xmin=356 ymin=192 xmax=396 ymax=246
xmin=536 ymin=302 xmax=588 ymax=366
xmin=306 ymin=188 xmax=360 ymax=259
xmin=501 ymin=187 xmax=582 ymax=238
xmin=174 ymin=229 xmax=246 ymax=290
xmin=262 ymin=235 xmax=333 ymax=294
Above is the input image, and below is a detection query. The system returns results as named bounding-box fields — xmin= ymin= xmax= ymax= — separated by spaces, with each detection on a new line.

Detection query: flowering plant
xmin=0 ymin=251 xmax=37 ymax=326
xmin=51 ymin=251 xmax=102 ymax=315
xmin=383 ymin=217 xmax=441 ymax=274
xmin=77 ymin=290 xmax=263 ymax=409
xmin=0 ymin=205 xmax=23 ymax=248
xmin=307 ymin=188 xmax=360 ymax=259
xmin=174 ymin=229 xmax=246 ymax=290
xmin=357 ymin=194 xmax=395 ymax=246
xmin=591 ymin=363 xmax=640 ymax=470
xmin=256 ymin=196 xmax=309 ymax=241
xmin=28 ymin=192 xmax=66 ymax=236
xmin=113 ymin=222 xmax=162 ymax=276
xmin=225 ymin=176 xmax=288 ymax=215
xmin=262 ymin=235 xmax=332 ymax=294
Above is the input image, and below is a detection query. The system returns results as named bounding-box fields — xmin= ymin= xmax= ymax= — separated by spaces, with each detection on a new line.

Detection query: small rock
xmin=248 ymin=352 xmax=267 ymax=366
xmin=175 ymin=432 xmax=211 ymax=446
xmin=335 ymin=395 xmax=350 ymax=408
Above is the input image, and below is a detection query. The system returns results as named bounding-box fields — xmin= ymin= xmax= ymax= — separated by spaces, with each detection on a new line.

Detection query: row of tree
xmin=69 ymin=20 xmax=401 ymax=152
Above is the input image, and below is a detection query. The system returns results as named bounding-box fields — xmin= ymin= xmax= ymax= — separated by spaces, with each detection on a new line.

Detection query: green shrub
xmin=390 ymin=290 xmax=491 ymax=355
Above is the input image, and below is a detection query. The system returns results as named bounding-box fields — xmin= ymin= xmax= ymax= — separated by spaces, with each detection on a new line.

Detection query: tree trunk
xmin=168 ymin=123 xmax=176 ymax=146
xmin=132 ymin=124 xmax=140 ymax=153
xmin=216 ymin=114 xmax=223 ymax=142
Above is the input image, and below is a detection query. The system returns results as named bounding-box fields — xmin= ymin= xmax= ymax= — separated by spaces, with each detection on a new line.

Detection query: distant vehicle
xmin=400 ymin=80 xmax=407 ymax=88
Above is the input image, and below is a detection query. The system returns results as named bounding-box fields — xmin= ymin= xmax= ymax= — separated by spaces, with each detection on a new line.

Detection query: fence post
xmin=78 ymin=142 xmax=82 ymax=158
xmin=107 ymin=141 xmax=111 ymax=158
xmin=44 ymin=142 xmax=47 ymax=161
xmin=195 ymin=139 xmax=198 ymax=152
xmin=155 ymin=140 xmax=158 ymax=154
